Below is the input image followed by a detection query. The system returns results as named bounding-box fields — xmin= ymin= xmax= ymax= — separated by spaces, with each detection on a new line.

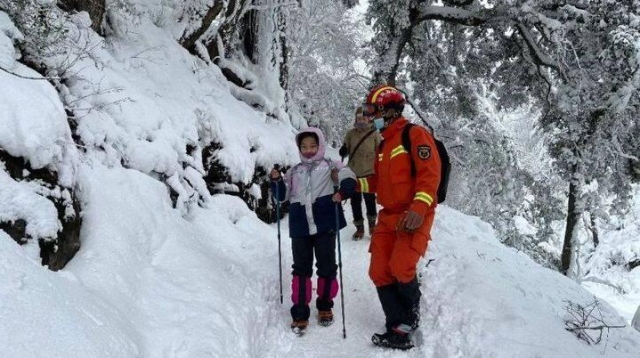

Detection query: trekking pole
xmin=335 ymin=203 xmax=347 ymax=339
xmin=274 ymin=165 xmax=283 ymax=304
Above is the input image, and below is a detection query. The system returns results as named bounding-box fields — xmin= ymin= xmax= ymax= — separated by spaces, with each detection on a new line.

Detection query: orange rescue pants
xmin=368 ymin=208 xmax=435 ymax=287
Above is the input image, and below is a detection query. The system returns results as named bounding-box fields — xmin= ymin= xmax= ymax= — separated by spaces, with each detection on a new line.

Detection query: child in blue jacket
xmin=270 ymin=127 xmax=356 ymax=333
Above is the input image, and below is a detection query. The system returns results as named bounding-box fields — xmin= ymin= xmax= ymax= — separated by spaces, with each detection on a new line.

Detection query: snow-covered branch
xmin=515 ymin=22 xmax=568 ymax=83
xmin=417 ymin=5 xmax=491 ymax=26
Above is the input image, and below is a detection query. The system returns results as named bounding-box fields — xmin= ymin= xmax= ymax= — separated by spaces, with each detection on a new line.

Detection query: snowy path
xmin=258 ymin=203 xmax=640 ymax=358
xmin=3 ymin=168 xmax=639 ymax=358
xmin=262 ymin=203 xmax=432 ymax=358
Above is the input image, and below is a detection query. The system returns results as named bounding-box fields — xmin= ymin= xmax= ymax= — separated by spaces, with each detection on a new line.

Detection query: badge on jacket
xmin=417 ymin=145 xmax=431 ymax=160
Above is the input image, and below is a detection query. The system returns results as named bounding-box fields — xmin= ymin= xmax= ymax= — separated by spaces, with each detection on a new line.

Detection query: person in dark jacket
xmin=270 ymin=127 xmax=356 ymax=334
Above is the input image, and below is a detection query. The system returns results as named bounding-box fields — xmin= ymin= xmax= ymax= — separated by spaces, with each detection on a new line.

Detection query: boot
xmin=398 ymin=277 xmax=421 ymax=331
xmin=407 ymin=299 xmax=420 ymax=331
xmin=367 ymin=215 xmax=377 ymax=234
xmin=371 ymin=327 xmax=413 ymax=350
xmin=352 ymin=225 xmax=365 ymax=240
xmin=318 ymin=310 xmax=334 ymax=326
xmin=291 ymin=320 xmax=308 ymax=335
xmin=376 ymin=285 xmax=405 ymax=331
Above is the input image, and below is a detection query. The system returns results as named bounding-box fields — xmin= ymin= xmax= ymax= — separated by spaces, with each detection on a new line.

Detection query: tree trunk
xmin=241 ymin=8 xmax=259 ymax=63
xmin=58 ymin=0 xmax=106 ymax=34
xmin=278 ymin=9 xmax=290 ymax=111
xmin=179 ymin=2 xmax=225 ymax=55
xmin=561 ymin=180 xmax=580 ymax=276
xmin=588 ymin=209 xmax=599 ymax=247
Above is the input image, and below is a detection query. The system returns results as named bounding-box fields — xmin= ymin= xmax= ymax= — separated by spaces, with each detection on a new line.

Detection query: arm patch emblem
xmin=417 ymin=145 xmax=431 ymax=160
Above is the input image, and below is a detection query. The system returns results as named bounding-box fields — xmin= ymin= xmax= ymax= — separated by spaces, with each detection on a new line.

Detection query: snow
xmin=0 ymin=168 xmax=61 ymax=239
xmin=0 ymin=39 xmax=78 ymax=186
xmin=2 ymin=4 xmax=640 ymax=358
xmin=0 ymin=11 xmax=22 ymax=66
xmin=3 ymin=167 xmax=640 ymax=357
xmin=582 ymin=191 xmax=640 ymax=327
xmin=44 ymin=10 xmax=299 ymax=208
xmin=0 ymin=12 xmax=78 ymax=241
xmin=0 ymin=228 xmax=139 ymax=358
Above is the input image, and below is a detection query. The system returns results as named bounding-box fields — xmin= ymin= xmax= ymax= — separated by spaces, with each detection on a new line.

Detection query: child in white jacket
xmin=270 ymin=127 xmax=356 ymax=334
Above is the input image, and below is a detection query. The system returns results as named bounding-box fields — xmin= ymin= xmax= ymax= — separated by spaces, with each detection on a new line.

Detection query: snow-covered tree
xmin=284 ymin=0 xmax=370 ymax=144
xmin=534 ymin=1 xmax=640 ymax=275
xmin=365 ymin=0 xmax=640 ymax=274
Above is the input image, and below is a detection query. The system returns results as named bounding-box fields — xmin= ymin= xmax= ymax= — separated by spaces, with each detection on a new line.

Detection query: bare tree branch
xmin=0 ymin=65 xmax=58 ymax=80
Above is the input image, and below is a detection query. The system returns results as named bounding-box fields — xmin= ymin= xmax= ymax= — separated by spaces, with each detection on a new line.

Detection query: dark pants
xmin=290 ymin=232 xmax=338 ymax=320
xmin=350 ymin=192 xmax=377 ymax=226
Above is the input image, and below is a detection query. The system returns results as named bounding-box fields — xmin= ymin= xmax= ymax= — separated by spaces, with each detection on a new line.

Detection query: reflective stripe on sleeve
xmin=390 ymin=145 xmax=408 ymax=159
xmin=359 ymin=177 xmax=369 ymax=192
xmin=414 ymin=192 xmax=434 ymax=205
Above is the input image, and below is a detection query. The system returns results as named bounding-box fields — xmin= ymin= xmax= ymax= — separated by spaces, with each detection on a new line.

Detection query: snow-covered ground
xmin=2 ymin=4 xmax=640 ymax=358
xmin=582 ymin=194 xmax=640 ymax=327
xmin=2 ymin=165 xmax=640 ymax=358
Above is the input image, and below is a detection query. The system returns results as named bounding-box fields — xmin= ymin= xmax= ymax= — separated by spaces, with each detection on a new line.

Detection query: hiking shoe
xmin=371 ymin=329 xmax=413 ymax=350
xmin=290 ymin=320 xmax=308 ymax=335
xmin=352 ymin=226 xmax=365 ymax=241
xmin=318 ymin=310 xmax=334 ymax=326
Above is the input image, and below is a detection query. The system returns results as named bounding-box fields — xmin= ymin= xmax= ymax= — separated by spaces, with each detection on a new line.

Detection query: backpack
xmin=401 ymin=123 xmax=451 ymax=204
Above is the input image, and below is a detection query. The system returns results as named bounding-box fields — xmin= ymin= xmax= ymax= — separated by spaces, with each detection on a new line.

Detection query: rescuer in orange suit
xmin=359 ymin=85 xmax=442 ymax=350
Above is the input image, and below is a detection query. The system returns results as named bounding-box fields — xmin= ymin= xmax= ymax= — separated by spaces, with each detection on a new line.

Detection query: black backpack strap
xmin=435 ymin=138 xmax=451 ymax=203
xmin=401 ymin=123 xmax=416 ymax=177
xmin=401 ymin=123 xmax=451 ymax=203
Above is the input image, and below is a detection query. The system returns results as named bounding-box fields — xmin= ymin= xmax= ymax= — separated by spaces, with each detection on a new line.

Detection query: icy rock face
xmin=0 ymin=150 xmax=81 ymax=271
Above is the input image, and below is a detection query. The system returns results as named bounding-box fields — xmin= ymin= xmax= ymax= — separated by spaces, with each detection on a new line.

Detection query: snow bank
xmin=420 ymin=207 xmax=640 ymax=358
xmin=60 ymin=165 xmax=285 ymax=358
xmin=0 ymin=230 xmax=139 ymax=358
xmin=0 ymin=12 xmax=79 ymax=243
xmin=2 ymin=168 xmax=640 ymax=358
xmin=583 ymin=190 xmax=640 ymax=325
xmin=0 ymin=11 xmax=78 ymax=186
xmin=0 ymin=169 xmax=60 ymax=239
xmin=47 ymin=9 xmax=299 ymax=199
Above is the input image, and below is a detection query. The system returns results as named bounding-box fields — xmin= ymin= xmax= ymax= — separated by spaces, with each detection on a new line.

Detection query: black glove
xmin=339 ymin=145 xmax=348 ymax=158
xmin=270 ymin=164 xmax=281 ymax=181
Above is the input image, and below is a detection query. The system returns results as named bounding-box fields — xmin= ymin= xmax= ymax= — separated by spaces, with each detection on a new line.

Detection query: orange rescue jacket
xmin=358 ymin=117 xmax=441 ymax=216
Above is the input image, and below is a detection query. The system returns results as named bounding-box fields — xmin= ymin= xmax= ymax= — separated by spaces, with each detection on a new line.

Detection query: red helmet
xmin=363 ymin=85 xmax=406 ymax=115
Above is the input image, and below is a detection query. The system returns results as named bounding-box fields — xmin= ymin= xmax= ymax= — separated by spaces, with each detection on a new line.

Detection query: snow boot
xmin=318 ymin=310 xmax=334 ymax=327
xmin=291 ymin=320 xmax=308 ymax=335
xmin=397 ymin=277 xmax=421 ymax=331
xmin=352 ymin=225 xmax=365 ymax=240
xmin=376 ymin=285 xmax=405 ymax=330
xmin=368 ymin=216 xmax=377 ymax=235
xmin=372 ymin=327 xmax=413 ymax=350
